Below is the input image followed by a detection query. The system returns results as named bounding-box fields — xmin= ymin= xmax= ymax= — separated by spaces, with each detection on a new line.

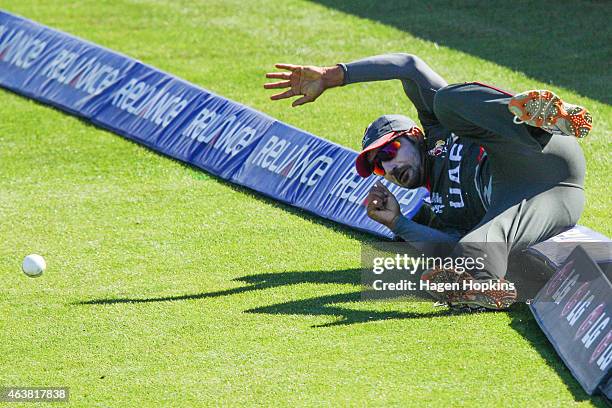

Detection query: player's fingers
xmin=373 ymin=182 xmax=391 ymax=196
xmin=368 ymin=199 xmax=383 ymax=211
xmin=367 ymin=191 xmax=385 ymax=208
xmin=275 ymin=63 xmax=301 ymax=71
xmin=291 ymin=95 xmax=313 ymax=107
xmin=370 ymin=183 xmax=386 ymax=196
xmin=369 ymin=189 xmax=385 ymax=200
xmin=270 ymin=89 xmax=296 ymax=100
xmin=264 ymin=80 xmax=291 ymax=89
xmin=265 ymin=72 xmax=292 ymax=80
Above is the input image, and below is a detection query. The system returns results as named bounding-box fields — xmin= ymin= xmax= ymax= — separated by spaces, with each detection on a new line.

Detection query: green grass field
xmin=1 ymin=1 xmax=610 ymax=406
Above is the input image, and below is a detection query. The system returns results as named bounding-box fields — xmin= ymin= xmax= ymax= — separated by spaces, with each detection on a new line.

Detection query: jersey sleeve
xmin=340 ymin=53 xmax=447 ymax=134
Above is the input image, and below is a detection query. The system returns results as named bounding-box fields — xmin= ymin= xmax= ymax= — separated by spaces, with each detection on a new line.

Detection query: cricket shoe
xmin=421 ymin=267 xmax=517 ymax=310
xmin=508 ymin=90 xmax=592 ymax=138
xmin=433 ymin=301 xmax=488 ymax=313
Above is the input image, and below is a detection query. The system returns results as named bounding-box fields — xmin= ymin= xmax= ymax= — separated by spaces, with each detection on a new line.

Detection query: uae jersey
xmin=422 ymin=124 xmax=492 ymax=236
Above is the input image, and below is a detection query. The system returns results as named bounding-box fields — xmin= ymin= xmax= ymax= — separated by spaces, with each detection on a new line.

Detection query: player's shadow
xmin=77 ymin=268 xmax=454 ymax=326
xmin=78 ymin=267 xmax=606 ymax=403
xmin=308 ymin=0 xmax=611 ymax=104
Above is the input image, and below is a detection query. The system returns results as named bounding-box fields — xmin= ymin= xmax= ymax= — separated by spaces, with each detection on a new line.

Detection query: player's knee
xmin=433 ymin=84 xmax=474 ymax=125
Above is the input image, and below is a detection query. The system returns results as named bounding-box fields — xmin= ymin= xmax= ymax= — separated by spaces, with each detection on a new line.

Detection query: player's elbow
xmin=390 ymin=53 xmax=431 ymax=80
xmin=390 ymin=53 xmax=420 ymax=69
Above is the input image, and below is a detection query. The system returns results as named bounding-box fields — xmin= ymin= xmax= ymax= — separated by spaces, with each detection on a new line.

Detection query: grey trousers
xmin=433 ymin=82 xmax=586 ymax=279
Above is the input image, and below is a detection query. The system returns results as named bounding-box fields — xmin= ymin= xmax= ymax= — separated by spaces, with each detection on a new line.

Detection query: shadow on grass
xmin=77 ymin=268 xmax=452 ymax=327
xmin=79 ymin=267 xmax=607 ymax=403
xmin=309 ymin=0 xmax=612 ymax=104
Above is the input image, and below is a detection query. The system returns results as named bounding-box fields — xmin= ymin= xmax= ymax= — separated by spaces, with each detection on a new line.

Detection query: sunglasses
xmin=372 ymin=140 xmax=401 ymax=176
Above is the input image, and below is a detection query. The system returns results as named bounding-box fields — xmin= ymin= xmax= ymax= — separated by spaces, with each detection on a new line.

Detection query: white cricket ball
xmin=22 ymin=254 xmax=46 ymax=278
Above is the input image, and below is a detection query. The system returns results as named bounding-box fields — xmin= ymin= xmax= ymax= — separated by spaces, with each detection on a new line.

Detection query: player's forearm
xmin=392 ymin=215 xmax=460 ymax=243
xmin=339 ymin=53 xmax=447 ymax=89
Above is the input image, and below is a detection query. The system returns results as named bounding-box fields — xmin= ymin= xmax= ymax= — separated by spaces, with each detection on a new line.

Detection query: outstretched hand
xmin=264 ymin=64 xmax=343 ymax=107
xmin=366 ymin=182 xmax=401 ymax=229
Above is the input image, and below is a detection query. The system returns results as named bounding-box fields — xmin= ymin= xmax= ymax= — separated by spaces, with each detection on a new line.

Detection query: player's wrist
xmin=387 ymin=213 xmax=402 ymax=230
xmin=322 ymin=65 xmax=345 ymax=89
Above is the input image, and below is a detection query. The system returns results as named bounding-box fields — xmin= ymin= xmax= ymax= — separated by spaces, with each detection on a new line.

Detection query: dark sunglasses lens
xmin=377 ymin=150 xmax=393 ymax=162
xmin=376 ymin=141 xmax=399 ymax=161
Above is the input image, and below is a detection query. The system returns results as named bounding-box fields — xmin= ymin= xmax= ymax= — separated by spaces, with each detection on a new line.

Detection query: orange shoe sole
xmin=508 ymin=90 xmax=592 ymax=138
